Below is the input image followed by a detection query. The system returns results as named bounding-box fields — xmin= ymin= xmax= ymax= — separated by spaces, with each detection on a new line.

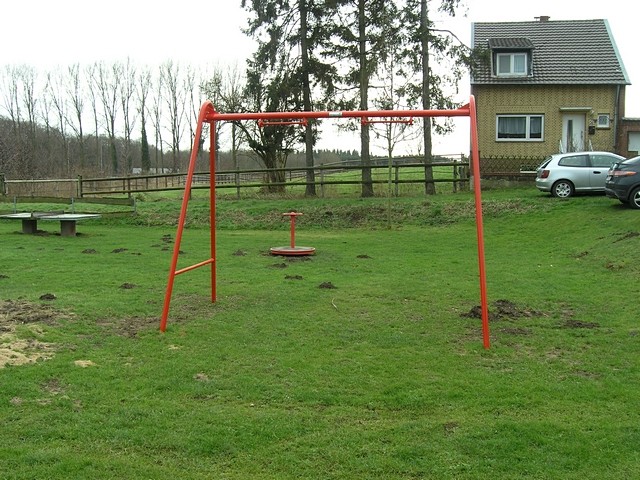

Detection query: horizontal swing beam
xmin=202 ymin=104 xmax=473 ymax=123
xmin=258 ymin=118 xmax=309 ymax=127
xmin=361 ymin=117 xmax=414 ymax=125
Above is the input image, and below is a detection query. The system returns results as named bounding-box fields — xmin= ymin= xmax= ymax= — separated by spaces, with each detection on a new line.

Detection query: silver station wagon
xmin=535 ymin=151 xmax=625 ymax=198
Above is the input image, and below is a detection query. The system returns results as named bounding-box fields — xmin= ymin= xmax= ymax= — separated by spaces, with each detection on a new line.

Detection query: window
xmin=496 ymin=53 xmax=528 ymax=76
xmin=496 ymin=115 xmax=544 ymax=141
xmin=558 ymin=154 xmax=588 ymax=167
xmin=629 ymin=131 xmax=640 ymax=152
xmin=589 ymin=154 xmax=619 ymax=168
xmin=597 ymin=114 xmax=610 ymax=129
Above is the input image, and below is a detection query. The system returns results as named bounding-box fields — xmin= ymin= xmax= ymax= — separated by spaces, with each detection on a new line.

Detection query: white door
xmin=562 ymin=113 xmax=586 ymax=152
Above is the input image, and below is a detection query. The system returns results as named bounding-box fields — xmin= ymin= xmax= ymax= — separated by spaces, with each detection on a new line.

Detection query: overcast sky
xmin=1 ymin=0 xmax=637 ymax=154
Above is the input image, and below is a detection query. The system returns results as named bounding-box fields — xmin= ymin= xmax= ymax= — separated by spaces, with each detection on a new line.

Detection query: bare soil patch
xmin=0 ymin=300 xmax=69 ymax=368
xmin=96 ymin=316 xmax=158 ymax=338
xmin=461 ymin=299 xmax=545 ymax=321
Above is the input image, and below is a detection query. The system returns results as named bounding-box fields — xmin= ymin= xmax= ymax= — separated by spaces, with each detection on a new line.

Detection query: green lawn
xmin=0 ymin=187 xmax=639 ymax=479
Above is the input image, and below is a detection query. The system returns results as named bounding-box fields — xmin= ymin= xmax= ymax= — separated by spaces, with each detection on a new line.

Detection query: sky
xmin=1 ymin=0 xmax=637 ymax=155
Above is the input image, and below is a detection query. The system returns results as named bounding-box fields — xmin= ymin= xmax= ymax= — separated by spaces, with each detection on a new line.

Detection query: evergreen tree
xmin=323 ymin=0 xmax=399 ymax=197
xmin=401 ymin=0 xmax=471 ymax=194
xmin=241 ymin=0 xmax=336 ymax=195
xmin=140 ymin=121 xmax=150 ymax=172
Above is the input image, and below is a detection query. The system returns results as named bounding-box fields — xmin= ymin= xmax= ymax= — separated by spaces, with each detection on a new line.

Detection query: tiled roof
xmin=487 ymin=38 xmax=534 ymax=49
xmin=471 ymin=19 xmax=629 ymax=85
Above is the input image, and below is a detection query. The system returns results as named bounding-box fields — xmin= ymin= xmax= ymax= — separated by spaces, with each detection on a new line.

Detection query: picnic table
xmin=0 ymin=212 xmax=101 ymax=237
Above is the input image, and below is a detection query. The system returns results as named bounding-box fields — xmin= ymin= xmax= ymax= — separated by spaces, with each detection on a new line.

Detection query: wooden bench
xmin=0 ymin=212 xmax=101 ymax=237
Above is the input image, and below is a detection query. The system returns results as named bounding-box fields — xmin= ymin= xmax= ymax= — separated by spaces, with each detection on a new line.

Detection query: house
xmin=470 ymin=16 xmax=635 ymax=176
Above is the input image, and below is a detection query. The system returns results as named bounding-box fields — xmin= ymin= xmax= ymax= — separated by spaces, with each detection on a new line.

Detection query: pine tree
xmin=401 ymin=0 xmax=472 ymax=194
xmin=241 ymin=0 xmax=335 ymax=195
xmin=323 ymin=0 xmax=399 ymax=197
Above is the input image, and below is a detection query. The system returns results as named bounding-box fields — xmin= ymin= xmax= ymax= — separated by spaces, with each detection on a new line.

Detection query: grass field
xmin=0 ymin=186 xmax=639 ymax=479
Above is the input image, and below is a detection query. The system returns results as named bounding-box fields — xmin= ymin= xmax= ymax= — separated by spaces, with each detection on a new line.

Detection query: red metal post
xmin=468 ymin=97 xmax=491 ymax=349
xmin=160 ymin=101 xmax=215 ymax=332
xmin=210 ymin=118 xmax=217 ymax=304
xmin=290 ymin=215 xmax=296 ymax=248
xmin=282 ymin=212 xmax=302 ymax=248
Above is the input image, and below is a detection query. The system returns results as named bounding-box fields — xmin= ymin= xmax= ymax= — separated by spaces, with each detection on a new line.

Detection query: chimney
xmin=535 ymin=15 xmax=551 ymax=22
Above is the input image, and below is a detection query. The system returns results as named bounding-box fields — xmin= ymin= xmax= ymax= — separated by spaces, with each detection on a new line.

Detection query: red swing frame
xmin=159 ymin=96 xmax=491 ymax=349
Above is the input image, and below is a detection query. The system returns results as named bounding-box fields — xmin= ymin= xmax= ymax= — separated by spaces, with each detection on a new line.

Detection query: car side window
xmin=590 ymin=154 xmax=618 ymax=168
xmin=558 ymin=155 xmax=588 ymax=167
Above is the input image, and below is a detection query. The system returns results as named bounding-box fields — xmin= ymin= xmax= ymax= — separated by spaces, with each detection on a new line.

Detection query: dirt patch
xmin=269 ymin=263 xmax=288 ymax=269
xmin=0 ymin=300 xmax=68 ymax=368
xmin=0 ymin=299 xmax=61 ymax=326
xmin=96 ymin=316 xmax=159 ymax=338
xmin=613 ymin=231 xmax=640 ymax=242
xmin=605 ymin=261 xmax=625 ymax=270
xmin=41 ymin=378 xmax=66 ymax=395
xmin=287 ymin=256 xmax=312 ymax=263
xmin=562 ymin=319 xmax=599 ymax=329
xmin=119 ymin=283 xmax=136 ymax=289
xmin=461 ymin=299 xmax=545 ymax=321
xmin=319 ymin=282 xmax=337 ymax=289
xmin=194 ymin=372 xmax=210 ymax=382
xmin=443 ymin=421 xmax=459 ymax=435
xmin=285 ymin=275 xmax=303 ymax=280
xmin=233 ymin=249 xmax=247 ymax=256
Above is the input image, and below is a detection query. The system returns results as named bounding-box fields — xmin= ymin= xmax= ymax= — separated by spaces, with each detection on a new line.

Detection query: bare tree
xmin=161 ymin=60 xmax=186 ymax=172
xmin=66 ymin=63 xmax=87 ymax=169
xmin=46 ymin=70 xmax=72 ymax=174
xmin=150 ymin=67 xmax=165 ymax=173
xmin=371 ymin=55 xmax=420 ymax=159
xmin=120 ymin=58 xmax=138 ymax=174
xmin=185 ymin=65 xmax=207 ymax=170
xmin=200 ymin=65 xmax=226 ymax=170
xmin=95 ymin=61 xmax=122 ymax=174
xmin=1 ymin=66 xmax=22 ymax=136
xmin=85 ymin=63 xmax=104 ymax=172
xmin=19 ymin=66 xmax=38 ymax=143
xmin=0 ymin=66 xmax=28 ymax=175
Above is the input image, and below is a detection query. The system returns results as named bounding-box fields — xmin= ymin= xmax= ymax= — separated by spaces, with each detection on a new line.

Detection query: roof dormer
xmin=488 ymin=37 xmax=534 ymax=78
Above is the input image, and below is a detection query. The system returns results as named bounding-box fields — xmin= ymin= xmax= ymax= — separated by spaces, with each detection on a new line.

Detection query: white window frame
xmin=495 ymin=52 xmax=528 ymax=77
xmin=597 ymin=114 xmax=610 ymax=129
xmin=496 ymin=114 xmax=544 ymax=142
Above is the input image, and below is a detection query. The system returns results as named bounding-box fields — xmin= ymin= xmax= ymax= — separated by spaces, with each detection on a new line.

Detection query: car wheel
xmin=552 ymin=180 xmax=574 ymax=198
xmin=629 ymin=186 xmax=640 ymax=209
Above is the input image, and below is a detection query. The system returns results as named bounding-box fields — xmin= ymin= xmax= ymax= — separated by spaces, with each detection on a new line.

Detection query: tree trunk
xmin=359 ymin=0 xmax=374 ymax=197
xmin=421 ymin=0 xmax=436 ymax=195
xmin=300 ymin=0 xmax=317 ymax=197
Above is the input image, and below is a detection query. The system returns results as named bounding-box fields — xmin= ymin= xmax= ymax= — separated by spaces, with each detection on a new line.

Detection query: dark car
xmin=605 ymin=156 xmax=640 ymax=208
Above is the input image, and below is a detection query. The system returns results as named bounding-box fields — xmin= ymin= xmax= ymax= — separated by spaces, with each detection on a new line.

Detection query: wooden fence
xmin=1 ymin=158 xmax=470 ymax=200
